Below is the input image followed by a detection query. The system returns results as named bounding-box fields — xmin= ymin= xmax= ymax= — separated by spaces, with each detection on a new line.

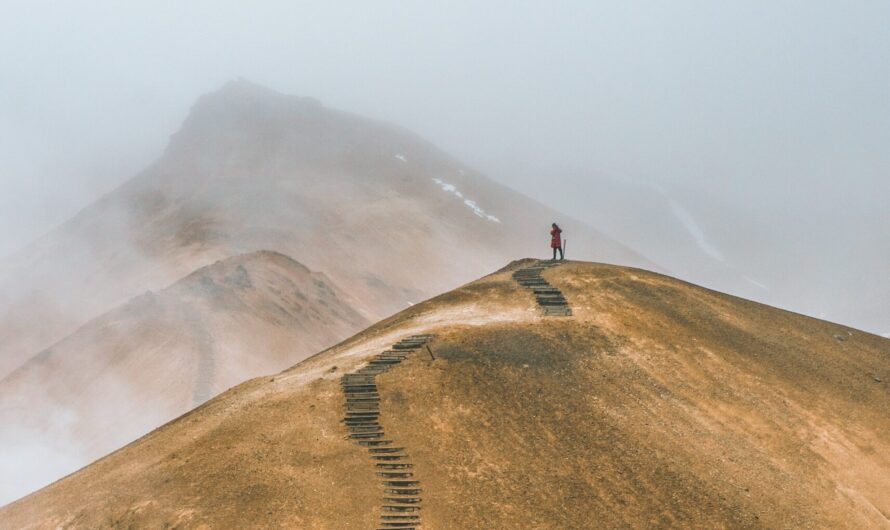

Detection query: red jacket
xmin=550 ymin=226 xmax=562 ymax=248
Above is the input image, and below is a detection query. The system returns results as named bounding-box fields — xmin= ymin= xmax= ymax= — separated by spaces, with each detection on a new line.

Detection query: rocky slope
xmin=4 ymin=260 xmax=888 ymax=529
xmin=0 ymin=79 xmax=653 ymax=378
xmin=0 ymin=250 xmax=367 ymax=504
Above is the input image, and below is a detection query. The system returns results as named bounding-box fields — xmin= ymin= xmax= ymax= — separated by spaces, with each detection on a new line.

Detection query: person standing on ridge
xmin=550 ymin=223 xmax=564 ymax=260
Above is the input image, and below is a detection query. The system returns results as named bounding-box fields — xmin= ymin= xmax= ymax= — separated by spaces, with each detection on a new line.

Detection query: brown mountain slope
xmin=0 ymin=79 xmax=655 ymax=378
xmin=6 ymin=260 xmax=887 ymax=529
xmin=0 ymin=250 xmax=367 ymax=505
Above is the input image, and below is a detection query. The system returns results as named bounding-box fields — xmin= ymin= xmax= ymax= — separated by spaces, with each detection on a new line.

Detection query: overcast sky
xmin=1 ymin=1 xmax=888 ymax=256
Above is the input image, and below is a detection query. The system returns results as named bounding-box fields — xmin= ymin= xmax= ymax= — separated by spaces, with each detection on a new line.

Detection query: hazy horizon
xmin=1 ymin=1 xmax=890 ymax=510
xmin=3 ymin=2 xmax=888 ymax=251
xmin=1 ymin=1 xmax=888 ymax=336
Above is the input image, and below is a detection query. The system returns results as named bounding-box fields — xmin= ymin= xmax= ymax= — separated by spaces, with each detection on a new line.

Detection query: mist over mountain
xmin=3 ymin=260 xmax=887 ymax=528
xmin=0 ymin=80 xmax=652 ymax=379
xmin=1 ymin=4 xmax=887 ymax=526
xmin=494 ymin=163 xmax=890 ymax=336
xmin=0 ymin=250 xmax=367 ymax=504
xmin=0 ymin=81 xmax=653 ymax=504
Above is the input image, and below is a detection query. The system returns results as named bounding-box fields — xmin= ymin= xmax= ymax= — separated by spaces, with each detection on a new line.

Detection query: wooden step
xmin=382 ymin=505 xmax=421 ymax=512
xmin=350 ymin=432 xmax=385 ymax=439
xmin=358 ymin=440 xmax=393 ymax=446
xmin=382 ymin=480 xmax=419 ymax=487
xmin=384 ymin=497 xmax=421 ymax=504
xmin=384 ymin=488 xmax=422 ymax=495
xmin=377 ymin=472 xmax=414 ymax=478
xmin=368 ymin=447 xmax=404 ymax=454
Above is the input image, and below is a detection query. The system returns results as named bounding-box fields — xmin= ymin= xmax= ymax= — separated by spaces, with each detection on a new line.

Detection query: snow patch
xmin=881 ymin=332 xmax=890 ymax=339
xmin=432 ymin=178 xmax=501 ymax=223
xmin=666 ymin=199 xmax=725 ymax=262
xmin=394 ymin=154 xmax=407 ymax=162
xmin=744 ymin=276 xmax=769 ymax=291
xmin=463 ymin=200 xmax=485 ymax=218
xmin=648 ymin=183 xmax=725 ymax=263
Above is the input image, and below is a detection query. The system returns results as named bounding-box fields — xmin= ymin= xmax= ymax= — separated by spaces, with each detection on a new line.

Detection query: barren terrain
xmin=0 ymin=80 xmax=652 ymax=378
xmin=4 ymin=260 xmax=888 ymax=529
xmin=0 ymin=251 xmax=366 ymax=502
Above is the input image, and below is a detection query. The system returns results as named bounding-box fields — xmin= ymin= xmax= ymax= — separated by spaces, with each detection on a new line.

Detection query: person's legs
xmin=558 ymin=247 xmax=564 ymax=260
xmin=552 ymin=247 xmax=557 ymax=260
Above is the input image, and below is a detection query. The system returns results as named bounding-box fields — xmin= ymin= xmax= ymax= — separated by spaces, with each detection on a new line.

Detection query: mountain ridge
xmin=0 ymin=80 xmax=654 ymax=377
xmin=3 ymin=260 xmax=887 ymax=528
xmin=0 ymin=250 xmax=368 ymax=505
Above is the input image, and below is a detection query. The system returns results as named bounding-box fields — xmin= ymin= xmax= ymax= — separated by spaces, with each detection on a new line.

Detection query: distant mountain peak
xmin=161 ymin=80 xmax=336 ymax=163
xmin=197 ymin=78 xmax=323 ymax=113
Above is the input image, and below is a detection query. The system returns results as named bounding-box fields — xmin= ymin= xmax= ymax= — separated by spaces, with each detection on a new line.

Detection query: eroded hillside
xmin=0 ymin=80 xmax=653 ymax=378
xmin=3 ymin=260 xmax=888 ymax=529
xmin=0 ymin=251 xmax=367 ymax=504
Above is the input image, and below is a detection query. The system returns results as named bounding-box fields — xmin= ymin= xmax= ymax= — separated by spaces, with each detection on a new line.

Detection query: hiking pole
xmin=563 ymin=239 xmax=567 ymax=260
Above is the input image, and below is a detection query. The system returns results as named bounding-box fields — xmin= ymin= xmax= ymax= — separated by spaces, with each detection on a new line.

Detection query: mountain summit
xmin=0 ymin=80 xmax=652 ymax=377
xmin=3 ymin=260 xmax=887 ymax=528
xmin=0 ymin=81 xmax=654 ymax=503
